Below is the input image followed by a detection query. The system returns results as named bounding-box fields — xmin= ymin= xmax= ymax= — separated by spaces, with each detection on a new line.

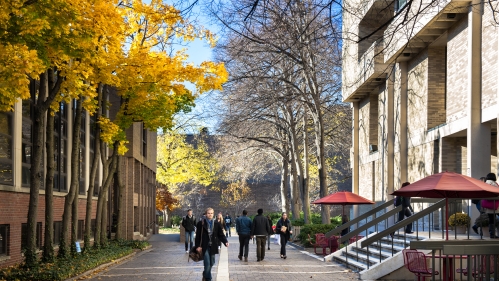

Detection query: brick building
xmin=343 ymin=0 xmax=498 ymax=220
xmin=0 ymin=89 xmax=157 ymax=267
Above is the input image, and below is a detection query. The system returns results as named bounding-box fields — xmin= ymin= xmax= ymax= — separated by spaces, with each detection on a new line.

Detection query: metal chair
xmin=456 ymin=255 xmax=495 ymax=280
xmin=348 ymin=235 xmax=364 ymax=244
xmin=328 ymin=235 xmax=339 ymax=253
xmin=308 ymin=233 xmax=329 ymax=255
xmin=403 ymin=249 xmax=439 ymax=281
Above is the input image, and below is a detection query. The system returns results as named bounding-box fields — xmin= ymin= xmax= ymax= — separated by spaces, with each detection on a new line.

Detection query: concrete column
xmin=467 ymin=0 xmax=489 ymax=178
xmin=387 ymin=69 xmax=395 ymax=202
xmin=13 ymin=101 xmax=22 ymax=189
xmin=84 ymin=111 xmax=90 ymax=193
xmin=399 ymin=62 xmax=408 ymax=184
xmin=352 ymin=102 xmax=359 ymax=220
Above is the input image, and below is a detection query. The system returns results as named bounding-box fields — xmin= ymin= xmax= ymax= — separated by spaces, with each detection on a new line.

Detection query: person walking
xmin=482 ymin=173 xmax=499 ymax=238
xmin=276 ymin=212 xmax=292 ymax=259
xmin=194 ymin=207 xmax=229 ymax=281
xmin=250 ymin=208 xmax=271 ymax=261
xmin=181 ymin=209 xmax=196 ymax=253
xmin=472 ymin=177 xmax=487 ymax=235
xmin=397 ymin=182 xmax=414 ymax=234
xmin=266 ymin=215 xmax=273 ymax=250
xmin=216 ymin=213 xmax=226 ymax=249
xmin=235 ymin=210 xmax=252 ymax=262
xmin=224 ymin=213 xmax=233 ymax=237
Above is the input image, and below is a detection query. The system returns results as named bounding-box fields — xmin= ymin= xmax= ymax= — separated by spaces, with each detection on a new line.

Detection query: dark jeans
xmin=398 ymin=208 xmax=413 ymax=233
xmin=255 ymin=236 xmax=267 ymax=260
xmin=225 ymin=225 xmax=231 ymax=237
xmin=203 ymin=248 xmax=216 ymax=281
xmin=267 ymin=234 xmax=271 ymax=249
xmin=280 ymin=234 xmax=288 ymax=256
xmin=185 ymin=230 xmax=194 ymax=251
xmin=238 ymin=234 xmax=251 ymax=257
xmin=488 ymin=214 xmax=497 ymax=236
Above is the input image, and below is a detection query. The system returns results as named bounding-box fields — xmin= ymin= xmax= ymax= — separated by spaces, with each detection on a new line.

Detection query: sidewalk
xmin=88 ymin=233 xmax=359 ymax=281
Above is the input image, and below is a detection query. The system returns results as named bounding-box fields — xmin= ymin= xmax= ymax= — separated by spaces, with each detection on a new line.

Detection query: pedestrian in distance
xmin=482 ymin=173 xmax=499 ymax=238
xmin=216 ymin=213 xmax=226 ymax=249
xmin=472 ymin=177 xmax=487 ymax=235
xmin=266 ymin=215 xmax=273 ymax=250
xmin=395 ymin=182 xmax=414 ymax=234
xmin=181 ymin=209 xmax=196 ymax=253
xmin=224 ymin=213 xmax=233 ymax=237
xmin=341 ymin=215 xmax=350 ymax=245
xmin=276 ymin=212 xmax=292 ymax=259
xmin=194 ymin=207 xmax=229 ymax=281
xmin=235 ymin=210 xmax=252 ymax=262
xmin=250 ymin=208 xmax=271 ymax=261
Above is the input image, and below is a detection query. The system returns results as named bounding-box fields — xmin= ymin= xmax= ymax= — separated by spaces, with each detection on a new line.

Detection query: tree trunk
xmin=25 ymin=73 xmax=48 ymax=266
xmin=115 ymin=155 xmax=125 ymax=240
xmin=60 ymin=97 xmax=82 ymax=257
xmin=43 ymin=107 xmax=55 ymax=262
xmin=302 ymin=110 xmax=310 ymax=224
xmin=286 ymin=105 xmax=304 ymax=219
xmin=84 ymin=85 xmax=103 ymax=251
xmin=289 ymin=154 xmax=300 ymax=220
xmin=313 ymin=110 xmax=329 ymax=224
xmin=280 ymin=155 xmax=289 ymax=214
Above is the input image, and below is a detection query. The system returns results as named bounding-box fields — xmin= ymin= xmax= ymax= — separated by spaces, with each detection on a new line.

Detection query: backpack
xmin=394 ymin=196 xmax=402 ymax=207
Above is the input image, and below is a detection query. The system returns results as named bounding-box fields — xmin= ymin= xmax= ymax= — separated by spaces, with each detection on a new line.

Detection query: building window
xmin=77 ymin=220 xmax=84 ymax=241
xmin=53 ymin=221 xmax=62 ymax=245
xmin=91 ymin=219 xmax=96 ymax=239
xmin=395 ymin=0 xmax=407 ymax=11
xmin=0 ymin=113 xmax=13 ymax=185
xmin=0 ymin=225 xmax=9 ymax=256
xmin=54 ymin=103 xmax=68 ymax=192
xmin=21 ymin=222 xmax=42 ymax=251
xmin=21 ymin=99 xmax=33 ymax=187
xmin=142 ymin=124 xmax=147 ymax=158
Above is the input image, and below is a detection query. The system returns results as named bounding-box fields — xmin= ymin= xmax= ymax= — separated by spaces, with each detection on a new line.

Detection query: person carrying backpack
xmin=181 ymin=209 xmax=196 ymax=253
xmin=395 ymin=182 xmax=414 ymax=234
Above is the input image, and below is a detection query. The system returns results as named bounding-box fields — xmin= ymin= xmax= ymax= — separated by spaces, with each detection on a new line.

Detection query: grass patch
xmin=159 ymin=227 xmax=180 ymax=234
xmin=0 ymin=240 xmax=149 ymax=281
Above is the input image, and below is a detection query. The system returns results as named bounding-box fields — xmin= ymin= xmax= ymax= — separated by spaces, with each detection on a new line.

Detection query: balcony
xmin=383 ymin=0 xmax=471 ymax=63
xmin=343 ymin=39 xmax=389 ymax=102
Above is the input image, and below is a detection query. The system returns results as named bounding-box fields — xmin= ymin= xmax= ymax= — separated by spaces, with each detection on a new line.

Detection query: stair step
xmin=333 ymin=255 xmax=368 ymax=272
xmin=343 ymin=251 xmax=380 ymax=266
xmin=366 ymin=242 xmax=406 ymax=254
xmin=354 ymin=246 xmax=393 ymax=260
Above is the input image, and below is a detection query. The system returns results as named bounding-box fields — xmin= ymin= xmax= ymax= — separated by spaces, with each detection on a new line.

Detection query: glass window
xmin=77 ymin=220 xmax=84 ymax=241
xmin=53 ymin=221 xmax=62 ymax=245
xmin=91 ymin=219 xmax=96 ymax=239
xmin=142 ymin=124 xmax=147 ymax=158
xmin=54 ymin=103 xmax=68 ymax=192
xmin=0 ymin=113 xmax=13 ymax=185
xmin=0 ymin=224 xmax=9 ymax=256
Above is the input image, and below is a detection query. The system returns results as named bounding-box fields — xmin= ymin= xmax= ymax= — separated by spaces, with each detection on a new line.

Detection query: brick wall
xmin=427 ymin=47 xmax=447 ymax=128
xmin=481 ymin=6 xmax=498 ymax=109
xmin=407 ymin=48 xmax=428 ymax=136
xmin=0 ymin=192 xmax=97 ymax=267
xmin=446 ymin=16 xmax=469 ymax=123
xmin=359 ymin=95 xmax=370 ymax=156
xmin=369 ymin=93 xmax=379 ymax=148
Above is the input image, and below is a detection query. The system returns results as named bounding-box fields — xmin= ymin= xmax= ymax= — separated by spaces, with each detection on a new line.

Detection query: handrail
xmin=325 ymin=200 xmax=395 ymax=238
xmin=361 ymin=198 xmax=447 ymax=248
xmin=339 ymin=206 xmax=402 ymax=244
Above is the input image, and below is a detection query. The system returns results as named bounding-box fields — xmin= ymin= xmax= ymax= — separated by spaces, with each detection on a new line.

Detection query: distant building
xmin=0 ymin=87 xmax=156 ymax=267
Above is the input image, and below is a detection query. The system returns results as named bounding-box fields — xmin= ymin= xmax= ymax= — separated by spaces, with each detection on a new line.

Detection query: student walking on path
xmin=276 ymin=212 xmax=292 ymax=259
xmin=224 ymin=213 xmax=233 ymax=237
xmin=266 ymin=215 xmax=273 ymax=250
xmin=195 ymin=207 xmax=229 ymax=281
xmin=235 ymin=210 xmax=252 ymax=262
xmin=181 ymin=209 xmax=196 ymax=253
xmin=250 ymin=208 xmax=271 ymax=262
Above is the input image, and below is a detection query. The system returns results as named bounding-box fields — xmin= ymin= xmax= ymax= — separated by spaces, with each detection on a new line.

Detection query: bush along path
xmin=0 ymin=240 xmax=149 ymax=281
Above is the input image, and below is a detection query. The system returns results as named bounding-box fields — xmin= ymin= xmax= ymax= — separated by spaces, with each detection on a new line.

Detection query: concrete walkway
xmin=89 ymin=233 xmax=359 ymax=281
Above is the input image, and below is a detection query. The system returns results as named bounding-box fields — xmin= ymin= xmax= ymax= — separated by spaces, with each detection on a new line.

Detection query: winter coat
xmin=276 ymin=218 xmax=292 ymax=239
xmin=181 ymin=215 xmax=196 ymax=232
xmin=236 ymin=215 xmax=252 ymax=235
xmin=194 ymin=218 xmax=228 ymax=256
xmin=251 ymin=214 xmax=270 ymax=236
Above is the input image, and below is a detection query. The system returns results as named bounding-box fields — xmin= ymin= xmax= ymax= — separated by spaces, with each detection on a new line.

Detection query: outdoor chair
xmin=456 ymin=255 xmax=496 ymax=280
xmin=402 ymin=249 xmax=439 ymax=281
xmin=328 ymin=235 xmax=339 ymax=253
xmin=307 ymin=233 xmax=329 ymax=256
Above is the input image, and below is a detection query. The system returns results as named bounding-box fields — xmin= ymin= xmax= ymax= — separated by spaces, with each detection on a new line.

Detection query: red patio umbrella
xmin=311 ymin=191 xmax=375 ymax=215
xmin=391 ymin=171 xmax=499 ymax=240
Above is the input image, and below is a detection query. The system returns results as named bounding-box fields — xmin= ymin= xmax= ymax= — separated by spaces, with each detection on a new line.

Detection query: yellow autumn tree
xmin=219 ymin=181 xmax=256 ymax=216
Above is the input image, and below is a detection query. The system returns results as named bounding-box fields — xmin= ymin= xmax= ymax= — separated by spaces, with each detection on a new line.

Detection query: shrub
xmin=297 ymin=223 xmax=340 ymax=247
xmin=0 ymin=240 xmax=149 ymax=281
xmin=171 ymin=214 xmax=182 ymax=226
xmin=448 ymin=212 xmax=471 ymax=227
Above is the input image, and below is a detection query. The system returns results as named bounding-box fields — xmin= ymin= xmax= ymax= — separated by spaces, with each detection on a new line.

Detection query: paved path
xmin=89 ymin=233 xmax=359 ymax=281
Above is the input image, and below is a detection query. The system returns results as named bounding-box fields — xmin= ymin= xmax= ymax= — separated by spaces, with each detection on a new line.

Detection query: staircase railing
xmin=325 ymin=200 xmax=397 ymax=239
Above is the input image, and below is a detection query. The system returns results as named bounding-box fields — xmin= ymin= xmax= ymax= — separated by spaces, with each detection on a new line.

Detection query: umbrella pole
xmin=343 ymin=205 xmax=345 ymax=216
xmin=446 ymin=198 xmax=449 ymax=241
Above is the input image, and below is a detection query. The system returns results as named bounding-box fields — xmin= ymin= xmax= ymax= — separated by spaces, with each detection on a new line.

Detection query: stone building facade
xmin=343 ymin=0 xmax=498 ymax=219
xmin=0 ymin=89 xmax=157 ymax=267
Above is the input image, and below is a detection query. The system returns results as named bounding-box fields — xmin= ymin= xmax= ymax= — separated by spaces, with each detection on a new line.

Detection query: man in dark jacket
xmin=250 ymin=208 xmax=270 ymax=261
xmin=224 ymin=213 xmax=232 ymax=237
xmin=195 ymin=207 xmax=229 ymax=281
xmin=397 ymin=182 xmax=414 ymax=233
xmin=181 ymin=209 xmax=196 ymax=253
xmin=235 ymin=210 xmax=252 ymax=262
